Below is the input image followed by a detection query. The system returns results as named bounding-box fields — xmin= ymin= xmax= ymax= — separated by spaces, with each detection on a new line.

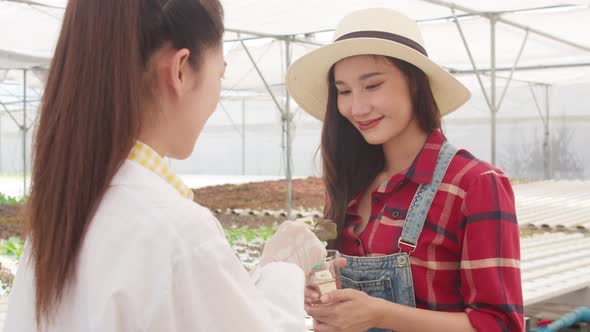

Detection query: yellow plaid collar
xmin=127 ymin=141 xmax=194 ymax=200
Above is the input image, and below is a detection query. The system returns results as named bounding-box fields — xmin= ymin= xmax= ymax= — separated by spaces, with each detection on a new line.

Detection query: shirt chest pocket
xmin=379 ymin=206 xmax=406 ymax=226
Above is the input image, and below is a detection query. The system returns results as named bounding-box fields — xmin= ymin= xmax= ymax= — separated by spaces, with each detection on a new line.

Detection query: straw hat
xmin=286 ymin=8 xmax=471 ymax=121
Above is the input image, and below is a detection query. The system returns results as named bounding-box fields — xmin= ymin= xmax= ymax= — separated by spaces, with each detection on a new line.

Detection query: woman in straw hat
xmin=287 ymin=8 xmax=523 ymax=332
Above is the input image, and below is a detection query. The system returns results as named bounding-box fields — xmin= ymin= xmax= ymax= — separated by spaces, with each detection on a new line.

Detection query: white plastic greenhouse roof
xmin=1 ymin=0 xmax=590 ymax=90
xmin=514 ymin=180 xmax=590 ymax=231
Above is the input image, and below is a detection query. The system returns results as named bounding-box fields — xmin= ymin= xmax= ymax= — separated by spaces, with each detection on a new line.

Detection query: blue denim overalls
xmin=341 ymin=142 xmax=458 ymax=332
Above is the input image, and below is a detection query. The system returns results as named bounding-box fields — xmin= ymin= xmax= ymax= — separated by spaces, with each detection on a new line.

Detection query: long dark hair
xmin=26 ymin=0 xmax=223 ymax=326
xmin=322 ymin=57 xmax=441 ymax=248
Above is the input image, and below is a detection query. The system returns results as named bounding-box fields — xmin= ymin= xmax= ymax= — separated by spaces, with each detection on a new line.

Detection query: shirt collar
xmin=127 ymin=141 xmax=195 ymax=200
xmin=404 ymin=129 xmax=446 ymax=185
xmin=377 ymin=130 xmax=446 ymax=193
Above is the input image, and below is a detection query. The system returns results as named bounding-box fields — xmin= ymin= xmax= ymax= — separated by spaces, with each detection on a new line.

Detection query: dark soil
xmin=0 ymin=177 xmax=326 ymax=239
xmin=193 ymin=177 xmax=325 ymax=211
xmin=0 ymin=205 xmax=24 ymax=239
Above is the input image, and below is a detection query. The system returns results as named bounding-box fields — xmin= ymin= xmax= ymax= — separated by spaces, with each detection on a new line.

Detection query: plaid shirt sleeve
xmin=460 ymin=170 xmax=524 ymax=331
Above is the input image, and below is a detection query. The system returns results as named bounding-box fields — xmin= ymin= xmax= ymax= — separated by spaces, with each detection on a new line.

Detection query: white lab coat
xmin=4 ymin=160 xmax=306 ymax=331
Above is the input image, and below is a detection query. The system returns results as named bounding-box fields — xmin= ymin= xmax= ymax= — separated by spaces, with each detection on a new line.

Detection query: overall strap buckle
xmin=398 ymin=239 xmax=417 ymax=254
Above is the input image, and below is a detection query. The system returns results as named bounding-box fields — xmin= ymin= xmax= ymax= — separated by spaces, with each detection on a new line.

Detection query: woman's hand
xmin=305 ymin=288 xmax=383 ymax=332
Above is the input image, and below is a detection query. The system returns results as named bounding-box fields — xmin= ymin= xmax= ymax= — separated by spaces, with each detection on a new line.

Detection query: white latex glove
xmin=260 ymin=220 xmax=327 ymax=276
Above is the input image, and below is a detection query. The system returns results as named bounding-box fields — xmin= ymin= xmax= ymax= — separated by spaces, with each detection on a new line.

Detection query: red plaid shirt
xmin=340 ymin=130 xmax=523 ymax=331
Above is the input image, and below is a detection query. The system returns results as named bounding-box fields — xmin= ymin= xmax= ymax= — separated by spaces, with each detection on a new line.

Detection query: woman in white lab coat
xmin=4 ymin=0 xmax=326 ymax=331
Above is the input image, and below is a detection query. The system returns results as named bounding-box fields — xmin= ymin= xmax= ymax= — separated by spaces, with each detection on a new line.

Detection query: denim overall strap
xmin=398 ymin=142 xmax=458 ymax=253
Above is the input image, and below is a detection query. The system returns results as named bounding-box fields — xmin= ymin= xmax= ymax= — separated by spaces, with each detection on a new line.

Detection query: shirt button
xmin=355 ymin=239 xmax=361 ymax=246
xmin=392 ymin=209 xmax=401 ymax=218
xmin=372 ymin=197 xmax=379 ymax=204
